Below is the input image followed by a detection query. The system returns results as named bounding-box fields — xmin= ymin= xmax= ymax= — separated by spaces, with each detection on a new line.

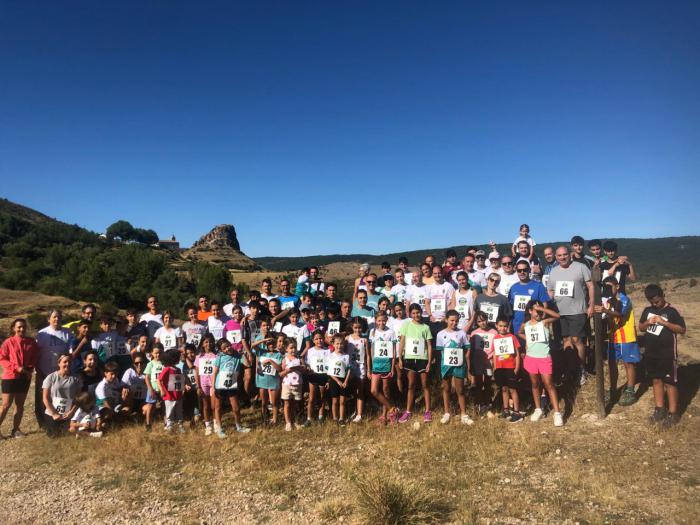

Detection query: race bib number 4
xmin=443 ymin=347 xmax=463 ymax=367
xmin=373 ymin=340 xmax=392 ymax=359
xmin=646 ymin=313 xmax=667 ymax=336
xmin=555 ymin=281 xmax=574 ymax=298
xmin=405 ymin=337 xmax=427 ymax=360
xmin=494 ymin=337 xmax=515 ymax=356
xmin=480 ymin=303 xmax=499 ymax=322
xmin=513 ymin=294 xmax=530 ymax=312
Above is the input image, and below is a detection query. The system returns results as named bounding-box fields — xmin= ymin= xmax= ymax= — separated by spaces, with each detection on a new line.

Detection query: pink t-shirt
xmin=223 ymin=320 xmax=244 ymax=351
xmin=194 ymin=352 xmax=217 ymax=388
xmin=470 ymin=328 xmax=497 ymax=360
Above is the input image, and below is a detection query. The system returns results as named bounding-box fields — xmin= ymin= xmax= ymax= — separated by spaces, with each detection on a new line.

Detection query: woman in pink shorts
xmin=518 ymin=300 xmax=564 ymax=427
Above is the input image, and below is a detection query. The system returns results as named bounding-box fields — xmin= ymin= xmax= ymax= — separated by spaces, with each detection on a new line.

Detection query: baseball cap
xmin=488 ymin=251 xmax=501 ymax=260
xmin=475 ymin=249 xmax=486 ymax=257
xmin=299 ymin=304 xmax=312 ymax=312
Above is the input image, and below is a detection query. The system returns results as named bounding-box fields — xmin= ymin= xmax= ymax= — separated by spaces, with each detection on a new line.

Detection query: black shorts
xmin=307 ymin=373 xmax=329 ymax=386
xmin=215 ymin=388 xmax=240 ymax=398
xmin=494 ymin=368 xmax=520 ymax=388
xmin=1 ymin=376 xmax=30 ymax=394
xmin=403 ymin=359 xmax=429 ymax=373
xmin=645 ymin=355 xmax=678 ymax=385
xmin=328 ymin=379 xmax=351 ymax=398
xmin=559 ymin=314 xmax=587 ymax=338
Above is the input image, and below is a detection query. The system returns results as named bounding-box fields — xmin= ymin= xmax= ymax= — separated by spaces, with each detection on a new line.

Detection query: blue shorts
xmin=145 ymin=390 xmax=161 ymax=404
xmin=607 ymin=342 xmax=640 ymax=364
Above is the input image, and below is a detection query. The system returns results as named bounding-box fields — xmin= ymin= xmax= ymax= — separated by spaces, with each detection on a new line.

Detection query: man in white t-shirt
xmin=425 ymin=265 xmax=455 ymax=338
xmin=260 ymin=279 xmax=278 ymax=302
xmin=139 ymin=295 xmax=163 ymax=340
xmin=497 ymin=256 xmax=520 ymax=297
xmin=223 ymin=287 xmax=244 ymax=318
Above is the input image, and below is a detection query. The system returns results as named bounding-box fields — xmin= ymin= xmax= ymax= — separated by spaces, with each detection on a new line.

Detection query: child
xmin=69 ymin=391 xmax=103 ymax=438
xmin=251 ymin=319 xmax=283 ymax=425
xmin=122 ymin=351 xmax=147 ymax=415
xmin=224 ymin=305 xmax=253 ymax=403
xmin=95 ymin=361 xmax=128 ymax=427
xmin=346 ymin=318 xmax=369 ymax=423
xmin=211 ymin=339 xmax=251 ymax=437
xmin=518 ymin=301 xmax=563 ymax=427
xmin=437 ymin=310 xmax=473 ymax=425
xmin=511 ymin=223 xmax=535 ymax=259
xmin=154 ymin=310 xmax=183 ymax=352
xmin=328 ymin=333 xmax=352 ymax=424
xmin=143 ymin=343 xmax=164 ymax=431
xmin=369 ymin=312 xmax=397 ymax=425
xmin=282 ymin=309 xmax=311 ymax=357
xmin=638 ymin=284 xmax=686 ymax=428
xmin=178 ymin=343 xmax=200 ymax=425
xmin=304 ymin=331 xmax=330 ymax=425
xmin=493 ymin=316 xmax=523 ymax=423
xmin=182 ymin=305 xmax=207 ymax=349
xmin=398 ymin=303 xmax=433 ymax=423
xmin=470 ymin=312 xmax=497 ymax=415
xmin=158 ymin=349 xmax=186 ymax=433
xmin=194 ymin=334 xmax=217 ymax=435
xmin=449 ymin=272 xmax=476 ymax=332
xmin=280 ymin=336 xmax=304 ymax=431
xmin=596 ymin=276 xmax=640 ymax=406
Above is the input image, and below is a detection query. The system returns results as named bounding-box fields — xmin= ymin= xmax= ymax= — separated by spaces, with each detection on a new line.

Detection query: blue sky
xmin=1 ymin=1 xmax=698 ymax=257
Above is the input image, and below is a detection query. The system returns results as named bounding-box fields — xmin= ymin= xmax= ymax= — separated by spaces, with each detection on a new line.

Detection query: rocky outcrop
xmin=184 ymin=225 xmax=260 ymax=270
xmin=192 ymin=225 xmax=241 ymax=251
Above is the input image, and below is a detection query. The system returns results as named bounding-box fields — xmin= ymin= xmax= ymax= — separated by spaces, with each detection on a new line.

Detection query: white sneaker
xmin=460 ymin=414 xmax=474 ymax=426
xmin=553 ymin=411 xmax=564 ymax=427
xmin=285 ymin=423 xmax=293 ymax=432
xmin=352 ymin=415 xmax=362 ymax=423
xmin=440 ymin=413 xmax=451 ymax=424
xmin=165 ymin=425 xmax=173 ymax=433
xmin=216 ymin=429 xmax=226 ymax=439
xmin=530 ymin=408 xmax=544 ymax=422
xmin=579 ymin=369 xmax=588 ymax=386
xmin=204 ymin=425 xmax=212 ymax=436
xmin=89 ymin=431 xmax=103 ymax=438
xmin=236 ymin=425 xmax=251 ymax=433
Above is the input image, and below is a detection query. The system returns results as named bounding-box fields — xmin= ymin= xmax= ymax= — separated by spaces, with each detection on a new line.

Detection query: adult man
xmin=277 ymin=279 xmax=300 ymax=311
xmin=474 ymin=273 xmax=512 ymax=325
xmin=363 ymin=274 xmax=381 ymax=311
xmin=508 ymin=261 xmax=549 ymax=336
xmin=587 ymin=239 xmax=603 ymax=266
xmin=462 ymin=253 xmax=487 ymax=292
xmin=308 ymin=266 xmax=325 ymax=296
xmin=541 ymin=246 xmax=558 ymax=288
xmin=197 ymin=295 xmax=213 ymax=321
xmin=514 ymin=241 xmax=542 ymax=279
xmin=63 ymin=303 xmax=99 ymax=335
xmin=547 ymin=246 xmax=595 ymax=384
xmin=497 ymin=256 xmax=519 ymax=297
xmin=599 ymin=241 xmax=636 ymax=293
xmin=139 ymin=296 xmax=163 ymax=340
xmin=320 ymin=282 xmax=340 ymax=311
xmin=223 ymin=287 xmax=244 ymax=317
xmin=486 ymin=251 xmax=503 ymax=278
xmin=351 ymin=289 xmax=376 ymax=321
xmin=425 ymin=265 xmax=455 ymax=338
xmin=260 ymin=278 xmax=278 ymax=302
xmin=474 ymin=250 xmax=489 ymax=281
xmin=570 ymin=236 xmax=595 ymax=270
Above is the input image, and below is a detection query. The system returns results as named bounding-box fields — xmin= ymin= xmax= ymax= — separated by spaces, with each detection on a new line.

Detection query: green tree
xmin=106 ymin=220 xmax=135 ymax=241
xmin=134 ymin=228 xmax=159 ymax=245
xmin=192 ymin=262 xmax=232 ymax=303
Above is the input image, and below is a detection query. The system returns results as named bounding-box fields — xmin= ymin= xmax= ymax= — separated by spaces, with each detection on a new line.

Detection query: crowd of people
xmin=0 ymin=225 xmax=687 ymax=439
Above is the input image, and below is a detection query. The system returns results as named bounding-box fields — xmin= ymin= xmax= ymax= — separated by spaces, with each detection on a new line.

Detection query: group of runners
xmin=0 ymin=225 xmax=687 ymax=439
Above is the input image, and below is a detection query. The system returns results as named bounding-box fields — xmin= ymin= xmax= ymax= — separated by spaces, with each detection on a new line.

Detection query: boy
xmin=599 ymin=240 xmax=636 ymax=293
xmin=95 ymin=361 xmax=127 ymax=426
xmin=595 ymin=276 xmax=640 ymax=406
xmin=639 ymin=284 xmax=686 ymax=427
xmin=493 ymin=316 xmax=523 ymax=423
xmin=398 ymin=303 xmax=433 ymax=423
xmin=436 ymin=310 xmax=472 ymax=425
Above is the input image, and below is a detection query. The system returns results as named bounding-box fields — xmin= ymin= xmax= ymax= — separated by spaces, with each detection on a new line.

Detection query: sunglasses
xmin=516 ymin=268 xmax=529 ymax=273
xmin=366 ymin=280 xmax=376 ymax=284
xmin=502 ymin=261 xmax=513 ymax=266
xmin=488 ymin=277 xmax=501 ymax=283
xmin=134 ymin=361 xmax=145 ymax=365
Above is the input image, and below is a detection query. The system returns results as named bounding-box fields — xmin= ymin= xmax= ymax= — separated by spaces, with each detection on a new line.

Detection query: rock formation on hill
xmin=184 ymin=225 xmax=260 ymax=270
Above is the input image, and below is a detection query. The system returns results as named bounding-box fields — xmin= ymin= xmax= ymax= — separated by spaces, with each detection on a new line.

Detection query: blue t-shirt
xmin=508 ymin=280 xmax=550 ymax=335
xmin=278 ymin=295 xmax=300 ymax=310
xmin=213 ymin=352 xmax=242 ymax=390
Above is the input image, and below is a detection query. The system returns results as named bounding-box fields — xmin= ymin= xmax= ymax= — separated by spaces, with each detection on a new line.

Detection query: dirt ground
xmin=0 ymin=278 xmax=698 ymax=524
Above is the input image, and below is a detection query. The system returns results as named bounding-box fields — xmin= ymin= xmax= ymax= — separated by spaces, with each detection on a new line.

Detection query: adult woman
xmin=35 ymin=310 xmax=73 ymax=428
xmin=42 ymin=353 xmax=82 ymax=437
xmin=353 ymin=263 xmax=371 ymax=301
xmin=0 ymin=319 xmax=38 ymax=438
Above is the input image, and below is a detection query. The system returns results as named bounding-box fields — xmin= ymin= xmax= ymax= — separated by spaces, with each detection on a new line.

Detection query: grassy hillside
xmin=257 ymin=236 xmax=700 ymax=280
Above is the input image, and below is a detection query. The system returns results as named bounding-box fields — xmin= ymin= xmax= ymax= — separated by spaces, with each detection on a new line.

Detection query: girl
xmin=280 ymin=336 xmax=304 ymax=431
xmin=398 ymin=303 xmax=433 ymax=423
xmin=194 ymin=334 xmax=217 ymax=435
xmin=493 ymin=316 xmax=523 ymax=423
xmin=154 ymin=310 xmax=183 ymax=352
xmin=282 ymin=309 xmax=311 ymax=357
xmin=346 ymin=318 xmax=369 ymax=423
xmin=225 ymin=305 xmax=251 ymax=402
xmin=449 ymin=271 xmax=477 ymax=333
xmin=78 ymin=350 xmax=102 ymax=393
xmin=211 ymin=339 xmax=251 ymax=437
xmin=158 ymin=349 xmax=186 ymax=433
xmin=518 ymin=300 xmax=563 ymax=427
xmin=328 ymin=333 xmax=352 ymax=424
xmin=251 ymin=319 xmax=283 ymax=425
xmin=437 ymin=310 xmax=473 ymax=425
xmin=129 ymin=334 xmax=150 ymax=361
xmin=0 ymin=318 xmax=38 ymax=438
xmin=470 ymin=312 xmax=497 ymax=416
xmin=42 ymin=353 xmax=81 ymax=437
xmin=368 ymin=312 xmax=397 ymax=425
xmin=69 ymin=391 xmax=103 ymax=438
xmin=122 ymin=352 xmax=147 ymax=414
xmin=178 ymin=343 xmax=200 ymax=425
xmin=304 ymin=331 xmax=330 ymax=425
xmin=182 ymin=306 xmax=207 ymax=349
xmin=511 ymin=223 xmax=535 ymax=258
xmin=143 ymin=343 xmax=164 ymax=431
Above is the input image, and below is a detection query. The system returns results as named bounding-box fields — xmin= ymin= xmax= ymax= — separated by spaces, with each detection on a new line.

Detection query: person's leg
xmin=244 ymin=368 xmax=253 ymax=401
xmin=667 ymin=384 xmax=679 ymax=415
xmin=652 ymin=379 xmax=665 ymax=409
xmin=35 ymin=374 xmax=45 ymax=428
xmin=571 ymin=336 xmax=586 ymax=366
xmin=307 ymin=385 xmax=316 ymax=420
xmin=175 ymin=399 xmax=184 ymax=424
xmin=453 ymin=376 xmax=466 ymax=415
xmin=202 ymin=392 xmax=212 ymax=424
xmin=529 ymin=374 xmax=542 ymax=409
xmin=406 ymin=370 xmax=417 ymax=412
xmin=0 ymin=392 xmax=15 ymax=430
xmin=371 ymin=376 xmax=390 ymax=416
xmin=230 ymin=395 xmax=241 ymax=426
xmin=318 ymin=385 xmax=327 ymax=418
xmin=420 ymin=372 xmax=430 ymax=412
xmin=13 ymin=391 xmax=27 ymax=433
xmin=441 ymin=378 xmax=450 ymax=414
xmin=624 ymin=363 xmax=636 ymax=388
xmin=164 ymin=400 xmax=174 ymax=429
xmin=331 ymin=396 xmax=339 ymax=421
xmin=270 ymin=389 xmax=279 ymax=424
xmin=510 ymin=386 xmax=521 ymax=412
xmin=259 ymin=388 xmax=268 ymax=422
xmin=212 ymin=394 xmax=222 ymax=429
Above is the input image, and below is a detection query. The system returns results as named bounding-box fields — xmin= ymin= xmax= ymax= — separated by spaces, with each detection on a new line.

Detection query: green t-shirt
xmin=399 ymin=321 xmax=432 ymax=360
xmin=144 ymin=359 xmax=163 ymax=390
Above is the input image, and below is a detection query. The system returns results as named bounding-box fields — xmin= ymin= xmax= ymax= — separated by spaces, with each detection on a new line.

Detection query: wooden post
xmin=592 ymin=266 xmax=606 ymax=418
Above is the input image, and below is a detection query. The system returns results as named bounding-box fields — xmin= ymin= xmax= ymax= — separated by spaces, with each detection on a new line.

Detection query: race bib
xmin=132 ymin=382 xmax=146 ymax=399
xmin=216 ymin=369 xmax=237 ymax=390
xmin=282 ymin=301 xmax=295 ymax=310
xmin=150 ymin=364 xmax=163 ymax=387
xmin=373 ymin=340 xmax=392 ymax=359
xmin=456 ymin=296 xmax=471 ymax=317
xmin=186 ymin=368 xmax=196 ymax=385
xmin=168 ymin=373 xmax=184 ymax=392
xmin=162 ymin=332 xmax=177 ymax=349
xmin=502 ymin=282 xmax=514 ymax=296
xmin=328 ymin=357 xmax=347 ymax=378
xmin=273 ymin=322 xmax=283 ymax=333
xmin=443 ymin=347 xmax=463 ymax=367
xmin=188 ymin=332 xmax=202 ymax=347
xmin=555 ymin=281 xmax=574 ymax=298
xmin=480 ymin=303 xmax=499 ymax=322
xmin=312 ymin=355 xmax=327 ymax=374
xmin=542 ymin=275 xmax=550 ymax=288
xmin=53 ymin=396 xmax=72 ymax=415
xmin=261 ymin=359 xmax=277 ymax=376
xmin=327 ymin=321 xmax=340 ymax=336
xmin=198 ymin=359 xmax=214 ymax=376
xmin=115 ymin=340 xmax=128 ymax=355
xmin=646 ymin=313 xmax=667 ymax=336
xmin=513 ymin=294 xmax=530 ymax=312
xmin=431 ymin=298 xmax=446 ymax=314
xmin=226 ymin=329 xmax=242 ymax=344
xmin=494 ymin=337 xmax=515 ymax=356
xmin=525 ymin=323 xmax=547 ymax=344
xmin=405 ymin=337 xmax=427 ymax=360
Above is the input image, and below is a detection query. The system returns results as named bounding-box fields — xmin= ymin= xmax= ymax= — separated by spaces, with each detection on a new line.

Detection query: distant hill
xmin=0 ymin=198 xmax=65 ymax=226
xmin=256 ymin=236 xmax=700 ymax=281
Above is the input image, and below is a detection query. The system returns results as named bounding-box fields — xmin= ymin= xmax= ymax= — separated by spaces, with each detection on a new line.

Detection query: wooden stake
xmin=592 ymin=265 xmax=606 ymax=418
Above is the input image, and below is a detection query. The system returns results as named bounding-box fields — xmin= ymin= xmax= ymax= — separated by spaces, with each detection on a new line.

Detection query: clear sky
xmin=1 ymin=1 xmax=698 ymax=257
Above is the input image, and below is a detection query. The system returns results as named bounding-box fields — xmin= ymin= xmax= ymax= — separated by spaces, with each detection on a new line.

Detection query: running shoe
xmin=460 ymin=414 xmax=474 ymax=426
xmin=508 ymin=412 xmax=524 ymax=423
xmin=398 ymin=410 xmax=412 ymax=423
xmin=423 ymin=410 xmax=433 ymax=423
xmin=440 ymin=413 xmax=451 ymax=424
xmin=553 ymin=411 xmax=564 ymax=427
xmin=530 ymin=408 xmax=544 ymax=422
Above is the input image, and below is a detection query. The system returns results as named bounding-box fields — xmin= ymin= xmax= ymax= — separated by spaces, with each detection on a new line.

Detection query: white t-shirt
xmin=223 ymin=302 xmax=243 ymax=318
xmin=426 ymin=282 xmax=455 ymax=321
xmin=497 ymin=272 xmax=520 ymax=297
xmin=405 ymin=284 xmax=428 ymax=316
xmin=387 ymin=317 xmax=409 ymax=335
xmin=182 ymin=321 xmax=208 ymax=347
xmin=139 ymin=312 xmax=164 ymax=339
xmin=305 ymin=347 xmax=330 ymax=374
xmin=154 ymin=326 xmax=182 ymax=351
xmin=95 ymin=378 xmax=122 ymax=406
xmin=207 ymin=315 xmax=229 ymax=341
xmin=122 ymin=368 xmax=147 ymax=400
xmin=282 ymin=322 xmax=310 ymax=352
xmin=36 ymin=326 xmax=73 ymax=376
